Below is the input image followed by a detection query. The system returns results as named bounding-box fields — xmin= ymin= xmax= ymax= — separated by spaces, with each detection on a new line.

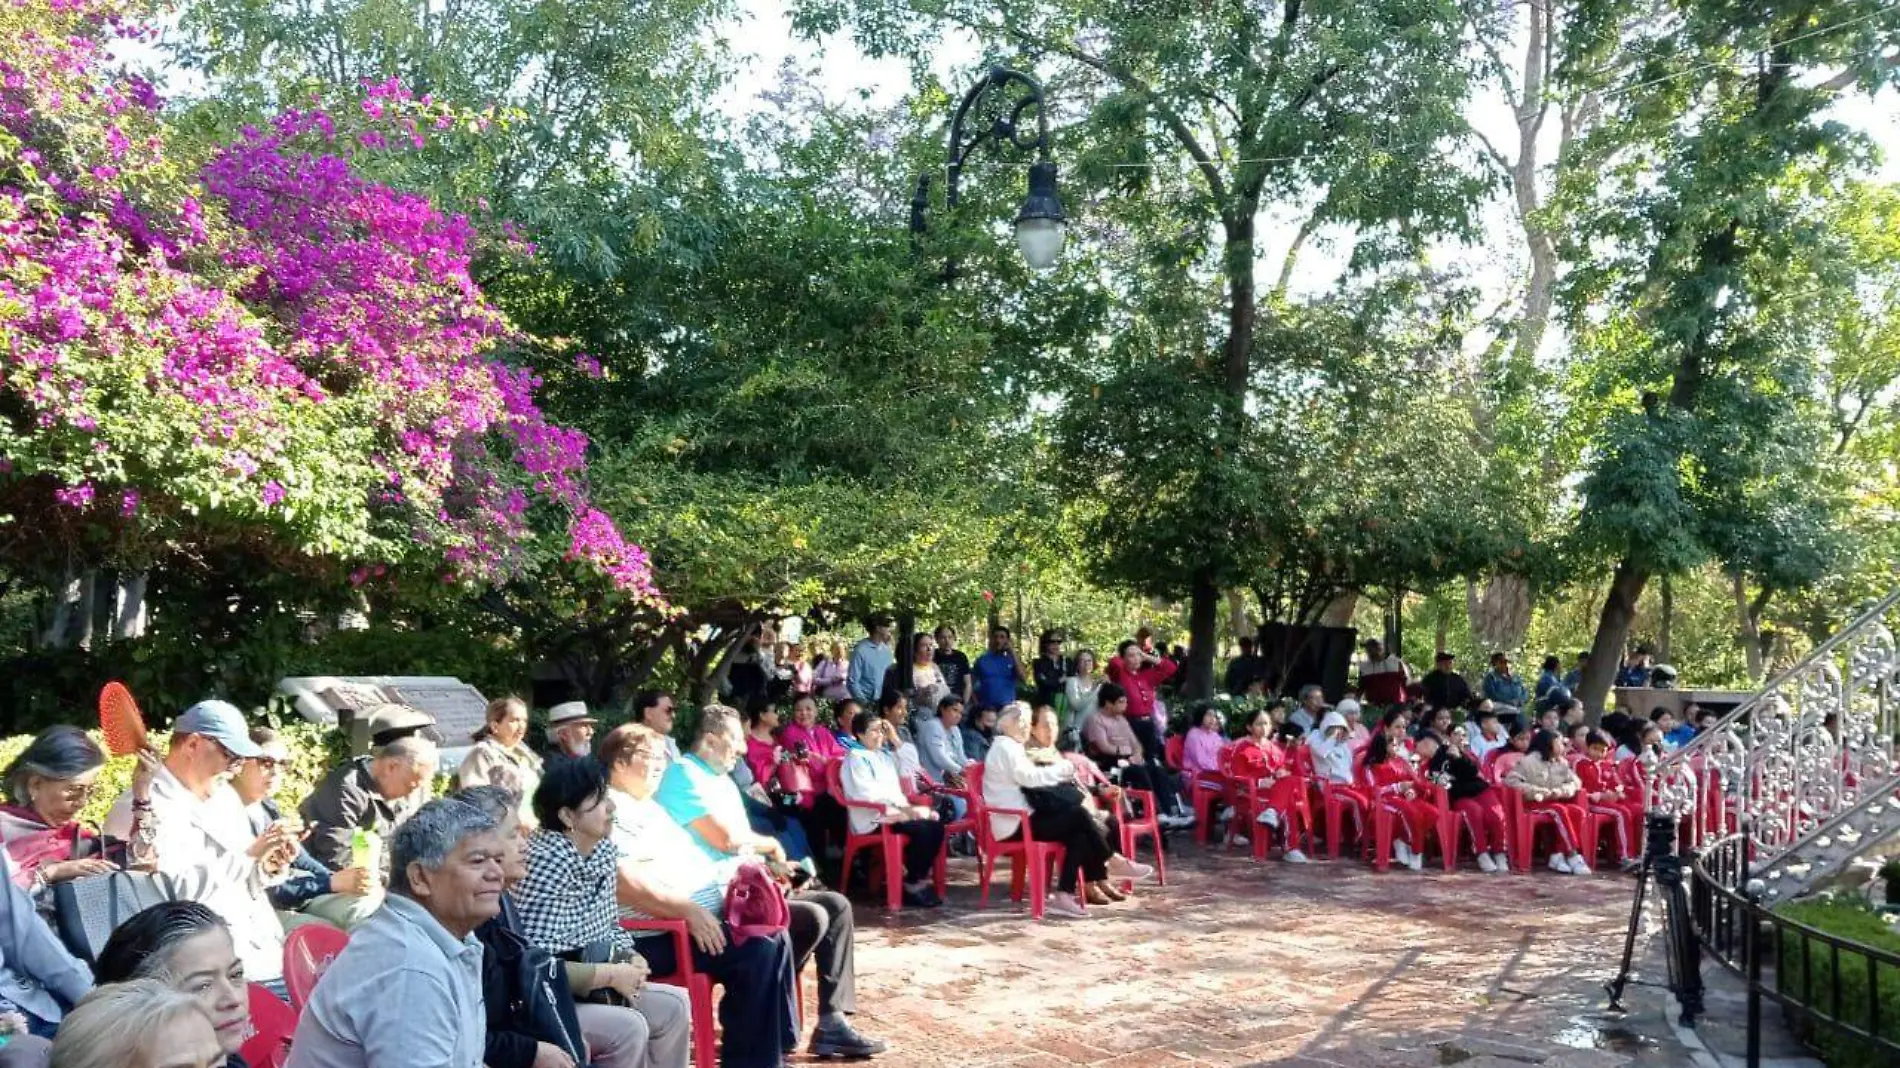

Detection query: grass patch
xmin=1774 ymin=897 xmax=1900 ymax=1068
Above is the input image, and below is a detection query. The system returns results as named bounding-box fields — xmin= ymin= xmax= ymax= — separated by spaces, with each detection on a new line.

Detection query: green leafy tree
xmin=1554 ymin=1 xmax=1900 ymax=710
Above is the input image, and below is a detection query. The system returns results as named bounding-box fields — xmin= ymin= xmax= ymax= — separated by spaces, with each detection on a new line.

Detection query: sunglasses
xmin=250 ymin=757 xmax=287 ymax=770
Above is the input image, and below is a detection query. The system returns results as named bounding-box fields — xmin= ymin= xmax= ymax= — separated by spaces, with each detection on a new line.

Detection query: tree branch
xmin=1820 ymin=51 xmax=1900 ymax=92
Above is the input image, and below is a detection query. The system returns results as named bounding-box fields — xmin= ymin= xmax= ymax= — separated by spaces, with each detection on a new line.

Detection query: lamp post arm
xmin=945 ymin=66 xmax=1050 ymax=209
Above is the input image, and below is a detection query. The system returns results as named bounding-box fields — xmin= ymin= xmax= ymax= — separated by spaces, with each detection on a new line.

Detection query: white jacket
xmin=1307 ymin=711 xmax=1357 ymax=785
xmin=981 ymin=735 xmax=1074 ymax=841
xmin=841 ymin=748 xmax=911 ymax=836
xmin=104 ymin=766 xmax=286 ymax=982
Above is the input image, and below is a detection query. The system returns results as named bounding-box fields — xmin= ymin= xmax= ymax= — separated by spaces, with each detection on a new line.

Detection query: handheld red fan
xmin=98 ymin=681 xmax=150 ymax=757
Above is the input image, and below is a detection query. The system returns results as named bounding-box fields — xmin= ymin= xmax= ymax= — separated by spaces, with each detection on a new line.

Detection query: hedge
xmin=1774 ymin=897 xmax=1900 ymax=1068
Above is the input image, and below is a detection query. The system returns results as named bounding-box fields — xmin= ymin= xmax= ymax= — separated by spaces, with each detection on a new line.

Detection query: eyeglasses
xmin=250 ymin=757 xmax=286 ymax=770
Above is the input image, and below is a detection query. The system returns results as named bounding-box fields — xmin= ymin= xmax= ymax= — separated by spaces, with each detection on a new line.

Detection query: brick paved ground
xmin=811 ymin=843 xmax=1722 ymax=1068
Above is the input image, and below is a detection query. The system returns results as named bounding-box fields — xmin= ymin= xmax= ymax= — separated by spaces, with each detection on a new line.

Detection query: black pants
xmin=1129 ymin=715 xmax=1165 ymax=764
xmin=787 ymin=889 xmax=857 ymax=1017
xmin=1016 ymin=806 xmax=1112 ymax=893
xmin=1119 ymin=762 xmax=1182 ymax=817
xmin=886 ymin=819 xmax=945 ymax=883
xmin=634 ymin=923 xmax=797 ymax=1068
xmin=794 ymin=793 xmax=848 ymax=865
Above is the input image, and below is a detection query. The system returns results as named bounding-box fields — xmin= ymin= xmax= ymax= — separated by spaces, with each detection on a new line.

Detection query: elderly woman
xmin=456 ymin=783 xmax=686 ymax=1068
xmin=457 ymin=696 xmax=544 ymax=825
xmin=93 ymin=902 xmax=253 ymax=1068
xmin=1023 ymin=706 xmax=1150 ymax=903
xmin=47 ymin=980 xmax=225 ymax=1068
xmin=839 ymin=711 xmax=943 ymax=908
xmin=1 ymin=726 xmax=159 ymax=908
xmin=983 ymin=702 xmax=1132 ymax=920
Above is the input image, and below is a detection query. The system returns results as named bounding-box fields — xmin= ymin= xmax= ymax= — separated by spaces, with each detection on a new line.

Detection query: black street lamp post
xmin=911 ymin=66 xmax=1067 ymax=271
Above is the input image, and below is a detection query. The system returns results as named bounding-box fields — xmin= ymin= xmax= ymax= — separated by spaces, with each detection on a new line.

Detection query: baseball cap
xmin=174 ymin=700 xmax=264 ymax=759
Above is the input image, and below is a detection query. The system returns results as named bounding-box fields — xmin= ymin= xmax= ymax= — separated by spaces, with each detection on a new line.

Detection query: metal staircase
xmin=1645 ymin=587 xmax=1900 ymax=902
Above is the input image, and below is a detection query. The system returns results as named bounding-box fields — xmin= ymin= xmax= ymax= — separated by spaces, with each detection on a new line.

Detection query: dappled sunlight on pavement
xmin=813 ymin=845 xmax=1710 ymax=1067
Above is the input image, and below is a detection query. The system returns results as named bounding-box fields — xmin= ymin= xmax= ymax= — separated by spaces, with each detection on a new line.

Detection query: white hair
xmin=375 ymin=734 xmax=439 ymax=766
xmin=995 ymin=701 xmax=1032 ymax=732
xmin=52 ymin=980 xmax=211 ymax=1068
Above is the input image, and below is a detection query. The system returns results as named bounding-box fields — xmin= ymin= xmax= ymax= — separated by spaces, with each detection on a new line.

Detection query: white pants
xmin=577 ymin=983 xmax=692 ymax=1068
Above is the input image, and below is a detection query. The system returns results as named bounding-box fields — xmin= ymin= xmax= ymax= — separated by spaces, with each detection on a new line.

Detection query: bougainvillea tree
xmin=0 ymin=0 xmax=655 ymax=602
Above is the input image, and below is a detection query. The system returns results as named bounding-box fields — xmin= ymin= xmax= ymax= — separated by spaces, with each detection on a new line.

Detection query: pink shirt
xmin=778 ymin=721 xmax=846 ymax=766
xmin=1181 ymin=727 xmax=1226 ymax=780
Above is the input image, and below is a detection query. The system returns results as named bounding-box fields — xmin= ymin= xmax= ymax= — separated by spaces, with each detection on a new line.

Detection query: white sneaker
xmin=1489 ymin=853 xmax=1512 ymax=873
xmin=1476 ymin=851 xmax=1498 ymax=873
xmin=1548 ymin=853 xmax=1574 ymax=874
xmin=1215 ymin=805 xmax=1234 ymax=823
xmin=1259 ymin=808 xmax=1281 ymax=829
xmin=1568 ymin=854 xmax=1593 ymax=876
xmin=1393 ymin=841 xmax=1416 ymax=868
xmin=1285 ymin=849 xmax=1310 ymax=864
xmin=1044 ymin=892 xmax=1088 ymax=919
xmin=1106 ymin=856 xmax=1153 ymax=882
xmin=1229 ymin=834 xmax=1250 ymax=847
xmin=1406 ymin=847 xmax=1424 ymax=872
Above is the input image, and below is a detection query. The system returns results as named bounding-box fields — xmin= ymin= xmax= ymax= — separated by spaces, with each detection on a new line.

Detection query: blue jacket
xmin=0 ymin=851 xmax=91 ymax=1024
xmin=249 ymin=799 xmax=334 ymax=910
xmin=1482 ymin=670 xmax=1528 ymax=708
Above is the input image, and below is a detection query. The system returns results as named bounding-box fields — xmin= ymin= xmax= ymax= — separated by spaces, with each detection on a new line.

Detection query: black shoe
xmin=900 ymin=886 xmax=942 ymax=908
xmin=811 ymin=1020 xmax=887 ymax=1059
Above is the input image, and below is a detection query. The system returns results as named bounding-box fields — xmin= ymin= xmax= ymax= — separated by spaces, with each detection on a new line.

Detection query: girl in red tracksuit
xmin=1418 ymin=730 xmax=1511 ymax=874
xmin=1360 ymin=728 xmax=1436 ymax=871
xmin=1578 ymin=731 xmax=1645 ymax=870
xmin=1228 ymin=713 xmax=1310 ymax=862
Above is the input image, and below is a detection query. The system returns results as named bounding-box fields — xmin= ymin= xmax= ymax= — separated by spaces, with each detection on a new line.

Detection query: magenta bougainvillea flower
xmin=1 ymin=0 xmax=658 ymax=603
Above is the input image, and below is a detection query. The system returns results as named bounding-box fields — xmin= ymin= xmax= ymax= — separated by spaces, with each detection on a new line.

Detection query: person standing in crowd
xmin=47 ymin=980 xmax=225 ymax=1068
xmin=93 ymin=902 xmax=252 ymax=1066
xmin=903 ymin=633 xmax=947 ymax=712
xmin=602 ymin=725 xmax=805 ymax=1067
xmin=785 ymin=642 xmax=815 ymax=699
xmin=1355 ymin=639 xmax=1410 ymax=708
xmin=932 ymin=625 xmax=973 ymax=706
xmin=648 ymin=710 xmax=888 ymax=1060
xmin=0 ymin=850 xmax=91 ymax=1063
xmin=504 ymin=766 xmax=692 ymax=1068
xmin=2 ymin=725 xmax=158 ymax=911
xmin=546 ymin=702 xmax=600 ymax=762
xmin=1029 ymin=630 xmax=1073 ymax=710
xmin=971 ymin=626 xmax=1025 ymax=711
xmin=1534 ymin=656 xmax=1564 ymax=702
xmin=231 ymin=728 xmax=373 ymax=930
xmin=840 ymin=713 xmax=944 ymax=908
xmin=1421 ymin=649 xmax=1474 ymax=706
xmin=630 ymin=691 xmax=681 ymax=761
xmin=104 ymin=700 xmax=293 ymax=997
xmin=813 ymin=642 xmax=852 ymax=703
xmin=1616 ymin=645 xmax=1655 ymax=688
xmin=1103 ymin=640 xmax=1175 ymax=766
xmin=1563 ymin=651 xmax=1589 ymax=693
xmin=1082 ymin=683 xmax=1191 ymax=828
xmin=721 ymin=638 xmax=771 ymax=706
xmin=1223 ymin=636 xmax=1265 ymax=697
xmin=1481 ymin=653 xmax=1528 ymax=717
xmin=1064 ymin=649 xmax=1105 ymax=740
xmin=453 ymin=785 xmax=670 ymax=1068
xmin=456 ymin=696 xmax=543 ymax=827
xmin=287 ymin=799 xmax=504 ymax=1068
xmin=847 ymin=617 xmax=895 ymax=706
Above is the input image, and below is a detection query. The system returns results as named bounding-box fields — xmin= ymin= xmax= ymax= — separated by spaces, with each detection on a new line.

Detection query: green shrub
xmin=1774 ymin=897 xmax=1900 ymax=1068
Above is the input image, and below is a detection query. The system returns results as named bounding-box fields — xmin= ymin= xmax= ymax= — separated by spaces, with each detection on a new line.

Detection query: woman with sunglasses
xmin=229 ymin=728 xmax=373 ymax=929
xmin=1 ymin=725 xmax=160 ymax=912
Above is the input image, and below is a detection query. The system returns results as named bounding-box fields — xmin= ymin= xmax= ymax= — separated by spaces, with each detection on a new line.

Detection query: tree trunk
xmin=1225 ymin=589 xmax=1250 ymax=653
xmin=1317 ymin=591 xmax=1358 ymax=628
xmin=1657 ymin=574 xmax=1673 ymax=663
xmin=1508 ymin=0 xmax=1558 ymax=367
xmin=1183 ymin=568 xmax=1219 ymax=700
xmin=1578 ymin=559 xmax=1651 ymax=713
xmin=113 ymin=572 xmax=148 ymax=640
xmin=895 ymin=612 xmax=916 ymax=692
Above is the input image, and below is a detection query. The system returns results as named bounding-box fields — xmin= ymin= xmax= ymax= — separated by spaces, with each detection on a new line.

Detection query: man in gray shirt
xmin=288 ymin=799 xmax=504 ymax=1068
xmin=915 ymin=695 xmax=971 ymax=788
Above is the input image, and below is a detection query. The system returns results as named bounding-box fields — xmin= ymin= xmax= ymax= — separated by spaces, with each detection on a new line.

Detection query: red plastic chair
xmin=1191 ymin=746 xmax=1231 ymax=845
xmin=1117 ymin=787 xmax=1167 ymax=888
xmin=1364 ymin=774 xmax=1453 ymax=873
xmin=965 ymin=762 xmax=1078 ymax=920
xmin=1163 ymin=733 xmax=1185 ymax=771
xmin=282 ymin=922 xmax=349 ymax=1013
xmin=621 ymin=917 xmax=807 ymax=1068
xmin=240 ymin=983 xmax=297 ymax=1068
xmin=913 ymin=768 xmax=977 ymax=841
xmin=1227 ymin=757 xmax=1312 ymax=862
xmin=827 ymin=758 xmax=947 ymax=911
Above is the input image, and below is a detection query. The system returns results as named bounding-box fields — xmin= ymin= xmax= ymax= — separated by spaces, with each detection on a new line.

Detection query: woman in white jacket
xmin=840 ymin=711 xmax=945 ymax=908
xmin=983 ymin=702 xmax=1142 ymax=919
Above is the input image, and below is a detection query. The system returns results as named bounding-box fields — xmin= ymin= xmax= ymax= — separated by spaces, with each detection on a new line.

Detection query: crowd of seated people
xmin=0 ymin=624 xmax=1717 ymax=1068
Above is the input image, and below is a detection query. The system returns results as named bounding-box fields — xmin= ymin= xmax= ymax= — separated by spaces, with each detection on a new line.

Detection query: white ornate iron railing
xmin=1645 ymin=587 xmax=1900 ymax=896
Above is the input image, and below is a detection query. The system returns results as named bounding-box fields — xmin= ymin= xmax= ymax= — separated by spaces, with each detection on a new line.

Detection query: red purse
xmin=775 ymin=760 xmax=814 ymax=797
xmin=725 ymin=861 xmax=790 ymax=945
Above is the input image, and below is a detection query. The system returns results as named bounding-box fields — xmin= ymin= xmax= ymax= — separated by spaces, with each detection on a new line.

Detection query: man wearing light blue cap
xmin=105 ymin=699 xmax=295 ymax=994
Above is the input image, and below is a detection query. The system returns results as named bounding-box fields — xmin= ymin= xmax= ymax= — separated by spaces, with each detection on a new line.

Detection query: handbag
xmin=774 ymin=760 xmax=814 ymax=797
xmin=724 ymin=861 xmax=790 ymax=946
xmin=53 ymin=864 xmax=176 ymax=966
xmin=1020 ymin=781 xmax=1089 ymax=815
